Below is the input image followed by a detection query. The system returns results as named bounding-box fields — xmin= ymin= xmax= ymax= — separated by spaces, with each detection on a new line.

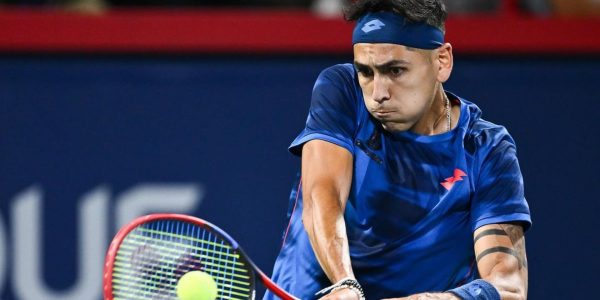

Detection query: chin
xmin=381 ymin=122 xmax=411 ymax=133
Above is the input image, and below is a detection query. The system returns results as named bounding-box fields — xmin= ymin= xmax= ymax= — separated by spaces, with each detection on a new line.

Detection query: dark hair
xmin=344 ymin=0 xmax=448 ymax=32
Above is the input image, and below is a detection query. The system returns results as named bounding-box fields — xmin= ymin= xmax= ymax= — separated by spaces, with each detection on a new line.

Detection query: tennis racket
xmin=103 ymin=213 xmax=298 ymax=300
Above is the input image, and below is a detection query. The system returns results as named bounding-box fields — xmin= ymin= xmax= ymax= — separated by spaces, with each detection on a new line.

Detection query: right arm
xmin=301 ymin=139 xmax=358 ymax=300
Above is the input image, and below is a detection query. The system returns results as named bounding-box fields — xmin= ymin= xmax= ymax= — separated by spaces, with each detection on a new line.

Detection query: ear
xmin=436 ymin=43 xmax=453 ymax=83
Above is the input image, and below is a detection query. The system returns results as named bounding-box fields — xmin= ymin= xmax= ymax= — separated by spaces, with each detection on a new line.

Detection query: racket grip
xmin=258 ymin=272 xmax=299 ymax=300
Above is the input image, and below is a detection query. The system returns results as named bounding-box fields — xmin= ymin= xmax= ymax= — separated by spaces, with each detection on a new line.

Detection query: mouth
xmin=372 ymin=110 xmax=396 ymax=118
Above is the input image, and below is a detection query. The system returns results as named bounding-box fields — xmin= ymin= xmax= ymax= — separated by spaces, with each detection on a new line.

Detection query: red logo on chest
xmin=441 ymin=168 xmax=467 ymax=191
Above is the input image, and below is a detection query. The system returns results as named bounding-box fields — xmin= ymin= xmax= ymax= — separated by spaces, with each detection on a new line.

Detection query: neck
xmin=411 ymin=87 xmax=449 ymax=135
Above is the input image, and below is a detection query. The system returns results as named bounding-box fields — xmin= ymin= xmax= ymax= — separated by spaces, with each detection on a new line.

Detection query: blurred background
xmin=0 ymin=0 xmax=599 ymax=299
xmin=2 ymin=0 xmax=600 ymax=15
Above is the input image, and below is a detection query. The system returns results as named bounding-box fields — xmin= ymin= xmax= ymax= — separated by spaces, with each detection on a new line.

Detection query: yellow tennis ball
xmin=176 ymin=270 xmax=218 ymax=300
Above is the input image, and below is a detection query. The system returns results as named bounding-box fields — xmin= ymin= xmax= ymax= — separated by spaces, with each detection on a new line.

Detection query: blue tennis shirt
xmin=264 ymin=64 xmax=531 ymax=299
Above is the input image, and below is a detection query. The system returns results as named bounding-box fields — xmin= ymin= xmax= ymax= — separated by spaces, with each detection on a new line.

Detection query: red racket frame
xmin=103 ymin=213 xmax=298 ymax=300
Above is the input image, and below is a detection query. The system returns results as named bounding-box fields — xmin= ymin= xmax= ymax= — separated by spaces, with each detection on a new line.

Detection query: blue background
xmin=0 ymin=55 xmax=599 ymax=299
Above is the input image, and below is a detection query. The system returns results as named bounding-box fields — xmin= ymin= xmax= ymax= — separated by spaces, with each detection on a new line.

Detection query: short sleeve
xmin=471 ymin=133 xmax=532 ymax=232
xmin=289 ymin=65 xmax=360 ymax=156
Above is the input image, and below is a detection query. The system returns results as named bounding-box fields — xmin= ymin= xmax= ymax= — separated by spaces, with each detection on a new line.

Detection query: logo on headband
xmin=361 ymin=19 xmax=385 ymax=33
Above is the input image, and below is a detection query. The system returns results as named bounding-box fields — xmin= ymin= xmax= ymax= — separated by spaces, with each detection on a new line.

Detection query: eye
xmin=356 ymin=66 xmax=373 ymax=77
xmin=390 ymin=67 xmax=404 ymax=76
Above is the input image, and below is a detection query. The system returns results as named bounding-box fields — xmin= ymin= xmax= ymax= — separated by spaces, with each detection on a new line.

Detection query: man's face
xmin=353 ymin=43 xmax=441 ymax=132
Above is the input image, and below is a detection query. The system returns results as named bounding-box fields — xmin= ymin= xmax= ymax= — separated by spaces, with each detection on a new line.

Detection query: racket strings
xmin=111 ymin=220 xmax=253 ymax=300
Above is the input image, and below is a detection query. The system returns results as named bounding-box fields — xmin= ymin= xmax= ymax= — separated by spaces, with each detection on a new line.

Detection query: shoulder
xmin=315 ymin=63 xmax=358 ymax=91
xmin=460 ymin=98 xmax=517 ymax=157
xmin=311 ymin=63 xmax=363 ymax=112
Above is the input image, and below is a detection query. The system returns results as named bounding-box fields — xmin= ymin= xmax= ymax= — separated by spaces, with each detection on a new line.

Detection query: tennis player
xmin=265 ymin=1 xmax=531 ymax=299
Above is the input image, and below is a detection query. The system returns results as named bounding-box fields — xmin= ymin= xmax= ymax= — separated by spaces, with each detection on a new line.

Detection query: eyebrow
xmin=353 ymin=60 xmax=410 ymax=72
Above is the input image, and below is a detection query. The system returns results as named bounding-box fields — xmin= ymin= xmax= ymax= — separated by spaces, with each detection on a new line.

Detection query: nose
xmin=372 ymin=74 xmax=390 ymax=103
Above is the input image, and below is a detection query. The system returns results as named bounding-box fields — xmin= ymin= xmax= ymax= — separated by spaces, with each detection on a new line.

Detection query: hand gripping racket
xmin=103 ymin=214 xmax=298 ymax=300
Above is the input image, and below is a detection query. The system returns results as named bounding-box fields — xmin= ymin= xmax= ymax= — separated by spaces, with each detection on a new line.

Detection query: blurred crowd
xmin=0 ymin=0 xmax=598 ymax=16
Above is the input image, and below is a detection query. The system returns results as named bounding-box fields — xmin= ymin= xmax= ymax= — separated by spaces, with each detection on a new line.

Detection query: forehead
xmin=353 ymin=43 xmax=425 ymax=65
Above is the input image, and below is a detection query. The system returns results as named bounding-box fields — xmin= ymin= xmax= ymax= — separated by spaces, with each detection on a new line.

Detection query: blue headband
xmin=352 ymin=12 xmax=444 ymax=49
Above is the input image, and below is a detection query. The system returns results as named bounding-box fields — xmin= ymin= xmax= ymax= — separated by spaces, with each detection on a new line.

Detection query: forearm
xmin=302 ymin=186 xmax=354 ymax=282
xmin=300 ymin=140 xmax=355 ymax=284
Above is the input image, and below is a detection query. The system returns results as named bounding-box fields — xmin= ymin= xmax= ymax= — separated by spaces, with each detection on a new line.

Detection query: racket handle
xmin=258 ymin=272 xmax=299 ymax=300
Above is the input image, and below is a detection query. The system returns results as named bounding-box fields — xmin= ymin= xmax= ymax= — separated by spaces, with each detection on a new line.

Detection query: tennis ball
xmin=176 ymin=270 xmax=218 ymax=300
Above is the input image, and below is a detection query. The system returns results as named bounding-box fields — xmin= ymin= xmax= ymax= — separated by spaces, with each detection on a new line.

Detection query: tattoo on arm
xmin=473 ymin=229 xmax=507 ymax=244
xmin=500 ymin=223 xmax=528 ymax=270
xmin=476 ymin=246 xmax=527 ymax=269
xmin=474 ymin=224 xmax=528 ymax=270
